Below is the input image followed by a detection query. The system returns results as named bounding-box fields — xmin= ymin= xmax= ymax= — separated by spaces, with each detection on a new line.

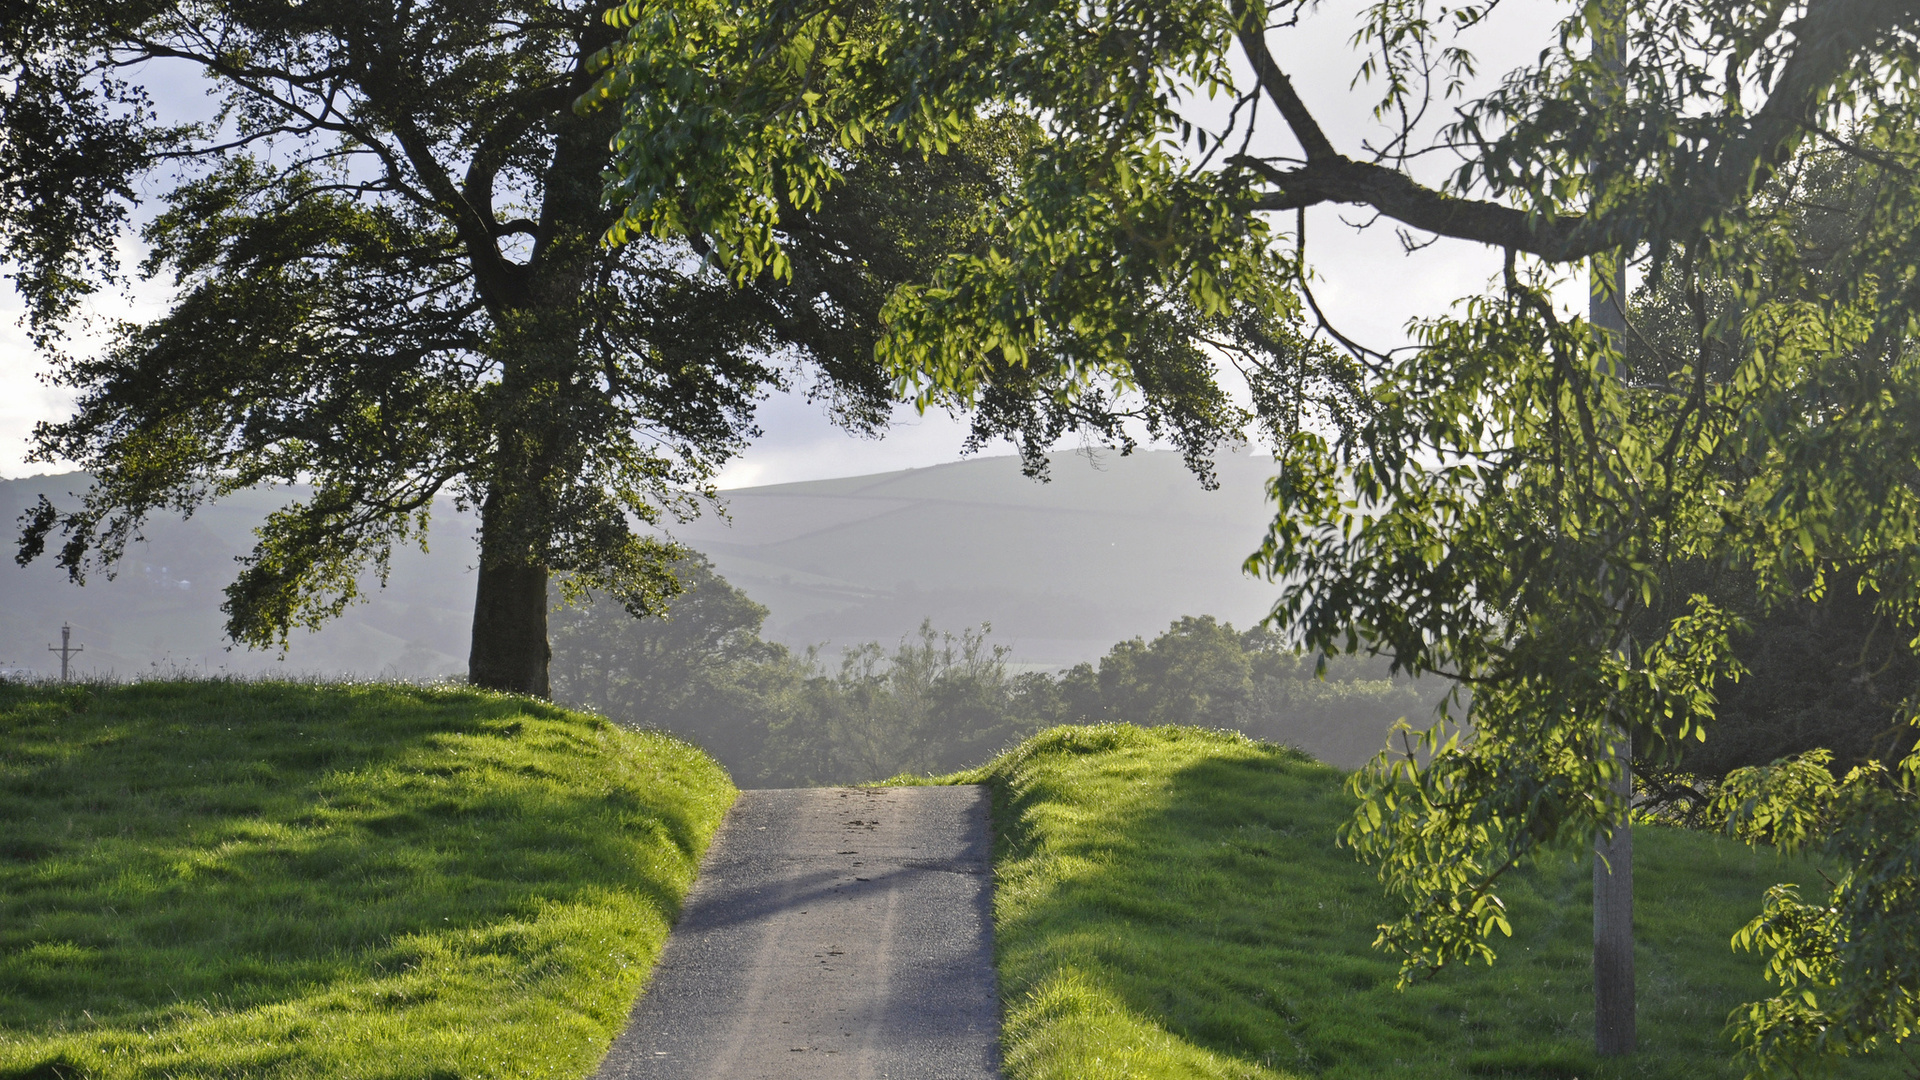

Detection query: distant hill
xmin=674 ymin=448 xmax=1284 ymax=667
xmin=0 ymin=474 xmax=478 ymax=680
xmin=0 ymin=449 xmax=1285 ymax=677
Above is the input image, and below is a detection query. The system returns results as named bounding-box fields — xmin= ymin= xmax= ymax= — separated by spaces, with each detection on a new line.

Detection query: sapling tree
xmin=582 ymin=0 xmax=1920 ymax=1068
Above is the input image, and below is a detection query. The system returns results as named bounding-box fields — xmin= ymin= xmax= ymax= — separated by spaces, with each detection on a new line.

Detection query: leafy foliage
xmin=3 ymin=0 xmax=1006 ymax=691
xmin=576 ymin=0 xmax=1360 ymax=481
xmin=586 ymin=0 xmax=1920 ymax=1067
xmin=1713 ymin=750 xmax=1920 ymax=1075
xmin=1267 ymin=147 xmax=1920 ymax=1073
xmin=585 ymin=0 xmax=1920 ymax=466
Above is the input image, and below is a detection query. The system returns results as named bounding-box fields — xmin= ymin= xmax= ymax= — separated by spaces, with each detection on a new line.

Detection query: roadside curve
xmin=593 ymin=786 xmax=1001 ymax=1080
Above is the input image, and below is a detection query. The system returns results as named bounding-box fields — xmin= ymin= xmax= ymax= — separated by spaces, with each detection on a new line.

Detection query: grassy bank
xmin=0 ymin=680 xmax=735 ymax=1080
xmin=942 ymin=724 xmax=1900 ymax=1080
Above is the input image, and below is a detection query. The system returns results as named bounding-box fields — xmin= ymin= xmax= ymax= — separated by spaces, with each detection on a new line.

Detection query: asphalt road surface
xmin=593 ymin=786 xmax=1002 ymax=1080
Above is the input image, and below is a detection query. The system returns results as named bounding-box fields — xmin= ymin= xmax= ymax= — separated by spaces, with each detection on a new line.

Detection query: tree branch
xmin=1236 ymin=153 xmax=1583 ymax=257
xmin=1230 ymin=0 xmax=1337 ymax=162
xmin=1225 ymin=0 xmax=1916 ymax=263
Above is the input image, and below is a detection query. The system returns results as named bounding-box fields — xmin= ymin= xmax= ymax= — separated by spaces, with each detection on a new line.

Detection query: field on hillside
xmin=939 ymin=725 xmax=1903 ymax=1080
xmin=0 ymin=681 xmax=735 ymax=1080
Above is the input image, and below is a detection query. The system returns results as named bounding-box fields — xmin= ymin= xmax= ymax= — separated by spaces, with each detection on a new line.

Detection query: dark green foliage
xmin=1712 ymin=587 xmax=1920 ymax=772
xmin=1062 ymin=616 xmax=1439 ymax=766
xmin=0 ymin=679 xmax=735 ymax=1077
xmin=1636 ymin=565 xmax=1920 ymax=820
xmin=554 ymin=593 xmax=1052 ymax=784
xmin=551 ymin=554 xmax=785 ymax=768
xmin=764 ymin=623 xmax=1042 ymax=783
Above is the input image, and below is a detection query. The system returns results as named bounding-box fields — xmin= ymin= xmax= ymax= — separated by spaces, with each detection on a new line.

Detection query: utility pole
xmin=47 ymin=623 xmax=84 ymax=682
xmin=1591 ymin=5 xmax=1635 ymax=1057
xmin=1592 ymin=688 xmax=1635 ymax=1056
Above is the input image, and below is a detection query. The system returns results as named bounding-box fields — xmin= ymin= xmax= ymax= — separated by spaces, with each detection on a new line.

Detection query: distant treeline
xmin=550 ymin=556 xmax=1440 ymax=784
xmin=552 ymin=553 xmax=1920 ymax=796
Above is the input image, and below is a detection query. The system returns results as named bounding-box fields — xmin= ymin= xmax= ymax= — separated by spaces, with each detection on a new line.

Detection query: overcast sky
xmin=0 ymin=0 xmax=1582 ymax=489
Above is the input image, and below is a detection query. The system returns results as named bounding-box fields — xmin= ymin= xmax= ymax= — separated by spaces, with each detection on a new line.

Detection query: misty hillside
xmin=678 ymin=448 xmax=1283 ymax=666
xmin=0 ymin=449 xmax=1285 ymax=678
xmin=0 ymin=473 xmax=477 ymax=679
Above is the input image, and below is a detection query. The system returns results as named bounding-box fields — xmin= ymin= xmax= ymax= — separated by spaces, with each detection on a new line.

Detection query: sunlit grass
xmin=936 ymin=724 xmax=1903 ymax=1080
xmin=0 ymin=679 xmax=735 ymax=1079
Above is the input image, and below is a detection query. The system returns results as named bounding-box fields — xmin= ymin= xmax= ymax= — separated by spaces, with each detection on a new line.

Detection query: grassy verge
xmin=0 ymin=680 xmax=735 ymax=1080
xmin=936 ymin=724 xmax=1901 ymax=1080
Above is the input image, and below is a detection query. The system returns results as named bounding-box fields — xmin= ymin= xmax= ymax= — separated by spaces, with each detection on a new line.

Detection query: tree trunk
xmin=457 ymin=61 xmax=615 ymax=699
xmin=468 ymin=489 xmax=553 ymax=697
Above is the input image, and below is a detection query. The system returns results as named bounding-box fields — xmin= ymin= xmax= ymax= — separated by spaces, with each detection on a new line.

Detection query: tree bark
xmin=468 ymin=489 xmax=553 ymax=697
xmin=457 ymin=41 xmax=616 ymax=698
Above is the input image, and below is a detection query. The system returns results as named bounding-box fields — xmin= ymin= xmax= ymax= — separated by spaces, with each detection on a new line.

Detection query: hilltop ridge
xmin=677 ymin=448 xmax=1282 ymax=666
xmin=0 ymin=449 xmax=1284 ymax=676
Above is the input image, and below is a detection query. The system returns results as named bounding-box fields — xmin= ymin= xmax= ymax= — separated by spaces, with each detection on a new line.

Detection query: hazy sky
xmin=0 ymin=0 xmax=1580 ymax=489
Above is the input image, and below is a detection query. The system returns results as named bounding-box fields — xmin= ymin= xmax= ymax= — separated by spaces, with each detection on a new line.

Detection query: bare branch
xmin=1224 ymin=0 xmax=1917 ymax=262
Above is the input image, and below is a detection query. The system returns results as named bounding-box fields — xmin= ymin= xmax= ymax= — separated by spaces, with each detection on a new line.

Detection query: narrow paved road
xmin=594 ymin=786 xmax=1001 ymax=1080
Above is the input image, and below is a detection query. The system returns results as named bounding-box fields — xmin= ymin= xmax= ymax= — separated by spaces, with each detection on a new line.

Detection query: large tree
xmin=586 ymin=0 xmax=1920 ymax=1069
xmin=0 ymin=0 xmax=1018 ymax=696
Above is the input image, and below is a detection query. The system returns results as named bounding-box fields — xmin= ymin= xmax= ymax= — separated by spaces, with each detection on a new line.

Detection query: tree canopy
xmin=589 ymin=0 xmax=1920 ymax=1070
xmin=1 ymin=0 xmax=1018 ymax=695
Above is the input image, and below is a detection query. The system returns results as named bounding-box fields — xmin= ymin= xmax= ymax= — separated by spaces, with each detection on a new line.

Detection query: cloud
xmin=713 ymin=396 xmax=990 ymax=490
xmin=0 ymin=292 xmax=70 ymax=479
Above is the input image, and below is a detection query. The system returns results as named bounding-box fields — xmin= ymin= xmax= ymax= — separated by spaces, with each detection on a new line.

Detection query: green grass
xmin=933 ymin=724 xmax=1905 ymax=1080
xmin=0 ymin=680 xmax=736 ymax=1079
